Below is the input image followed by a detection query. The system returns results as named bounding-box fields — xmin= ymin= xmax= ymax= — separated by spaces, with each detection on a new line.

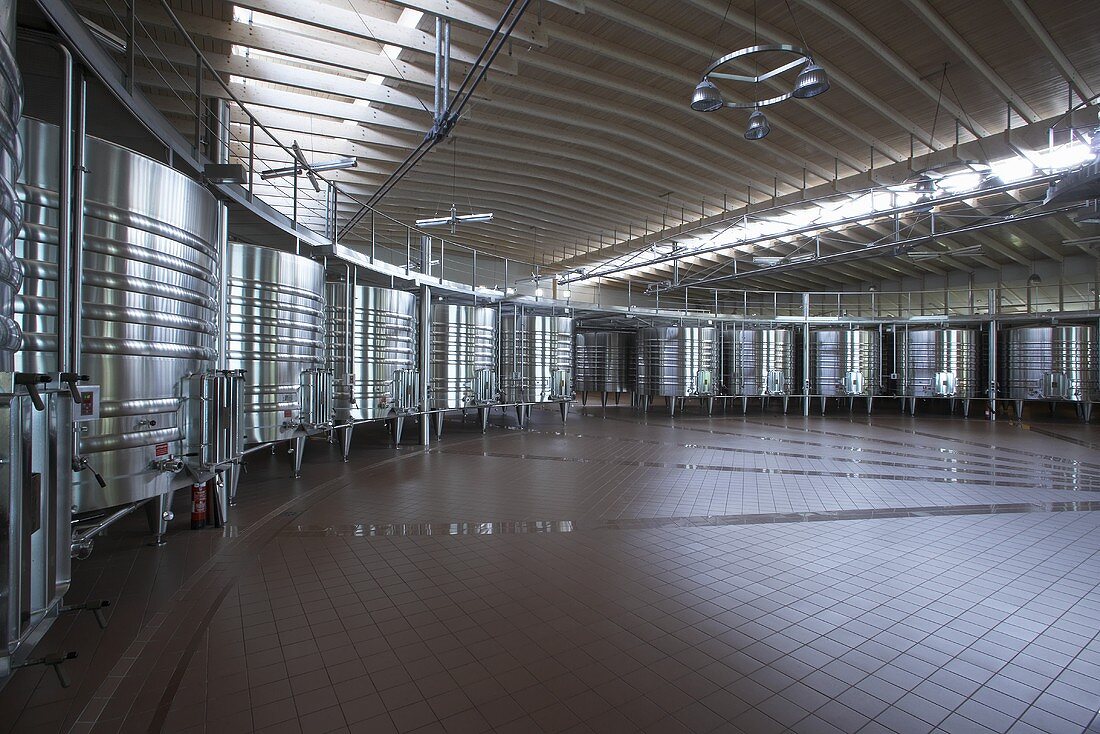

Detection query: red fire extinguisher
xmin=191 ymin=482 xmax=208 ymax=530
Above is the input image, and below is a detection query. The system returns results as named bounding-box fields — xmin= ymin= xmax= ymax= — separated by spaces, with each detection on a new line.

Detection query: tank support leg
xmin=559 ymin=401 xmax=568 ymax=424
xmin=434 ymin=411 xmax=446 ymax=438
xmin=615 ymin=392 xmax=621 ymax=405
xmin=668 ymin=397 xmax=676 ymax=417
xmin=1083 ymin=403 xmax=1093 ymax=423
xmin=706 ymin=397 xmax=714 ymax=415
xmin=226 ymin=463 xmax=240 ymax=507
xmin=820 ymin=396 xmax=827 ymax=415
xmin=292 ymin=435 xmax=306 ymax=478
xmin=742 ymin=396 xmax=749 ymax=414
xmin=580 ymin=391 xmax=587 ymax=407
xmin=393 ymin=415 xmax=405 ymax=446
xmin=515 ymin=405 xmax=524 ymax=427
xmin=210 ymin=475 xmax=228 ymax=529
xmin=1015 ymin=400 xmax=1024 ymax=419
xmin=641 ymin=395 xmax=649 ymax=413
xmin=477 ymin=407 xmax=489 ymax=433
xmin=341 ymin=424 xmax=354 ymax=462
xmin=867 ymin=396 xmax=874 ymax=415
xmin=146 ymin=490 xmax=175 ymax=546
xmin=848 ymin=397 xmax=855 ymax=413
xmin=909 ymin=397 xmax=917 ymax=416
xmin=962 ymin=399 xmax=971 ymax=418
xmin=601 ymin=392 xmax=608 ymax=408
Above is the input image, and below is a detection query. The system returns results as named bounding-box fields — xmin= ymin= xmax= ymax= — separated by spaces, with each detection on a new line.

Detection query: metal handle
xmin=14 ymin=372 xmax=51 ymax=411
xmin=73 ymin=456 xmax=108 ymax=488
xmin=59 ymin=372 xmax=89 ymax=404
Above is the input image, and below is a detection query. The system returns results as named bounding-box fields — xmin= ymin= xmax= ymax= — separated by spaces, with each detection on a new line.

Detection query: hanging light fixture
xmin=744 ymin=109 xmax=771 ymax=140
xmin=690 ymin=78 xmax=724 ymax=112
xmin=415 ymin=138 xmax=494 ymax=232
xmin=690 ymin=1 xmax=830 ymax=140
xmin=792 ymin=61 xmax=829 ymax=98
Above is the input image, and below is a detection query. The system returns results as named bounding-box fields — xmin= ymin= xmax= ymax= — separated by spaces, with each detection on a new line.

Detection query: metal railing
xmin=566 ymin=278 xmax=1100 ymax=321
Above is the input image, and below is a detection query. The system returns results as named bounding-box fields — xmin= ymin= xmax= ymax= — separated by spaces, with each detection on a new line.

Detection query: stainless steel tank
xmin=226 ymin=243 xmax=325 ymax=445
xmin=810 ymin=328 xmax=880 ymax=400
xmin=429 ymin=304 xmax=497 ymax=410
xmin=723 ymin=328 xmax=794 ymax=397
xmin=499 ymin=314 xmax=574 ymax=403
xmin=16 ymin=118 xmax=219 ymax=513
xmin=0 ymin=7 xmax=20 ymax=370
xmin=635 ymin=326 xmax=717 ymax=398
xmin=1002 ymin=325 xmax=1097 ymax=406
xmin=899 ymin=328 xmax=980 ymax=402
xmin=325 ymin=283 xmax=417 ymax=422
xmin=574 ymin=331 xmax=635 ymax=395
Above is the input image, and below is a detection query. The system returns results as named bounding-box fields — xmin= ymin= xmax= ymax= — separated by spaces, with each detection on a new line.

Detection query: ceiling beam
xmin=228 ymin=0 xmax=514 ymax=70
xmin=384 ymin=0 xmax=553 ymax=40
xmin=1001 ymin=0 xmax=1094 ymax=103
xmin=899 ymin=0 xmax=1040 ymax=123
xmin=79 ymin=0 xmax=441 ymax=87
xmin=138 ymin=37 xmax=430 ymax=111
xmin=795 ymin=0 xmax=991 ymax=139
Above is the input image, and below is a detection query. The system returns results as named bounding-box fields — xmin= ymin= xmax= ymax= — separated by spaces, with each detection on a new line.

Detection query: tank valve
xmin=72 ymin=456 xmax=107 ymax=488
xmin=151 ymin=457 xmax=184 ymax=473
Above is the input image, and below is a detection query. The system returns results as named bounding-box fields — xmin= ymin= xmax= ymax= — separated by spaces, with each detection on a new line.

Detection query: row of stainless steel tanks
xmin=6 ymin=122 xmax=1099 ymax=526
xmin=573 ymin=325 xmax=1098 ymax=420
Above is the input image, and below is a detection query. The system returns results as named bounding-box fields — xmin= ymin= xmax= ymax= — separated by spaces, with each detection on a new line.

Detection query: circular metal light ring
xmin=700 ymin=44 xmax=814 ymax=110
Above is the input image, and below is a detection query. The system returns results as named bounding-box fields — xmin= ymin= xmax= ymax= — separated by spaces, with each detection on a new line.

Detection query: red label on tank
xmin=155 ymin=443 xmax=169 ymax=457
xmin=284 ymin=410 xmax=292 ymax=417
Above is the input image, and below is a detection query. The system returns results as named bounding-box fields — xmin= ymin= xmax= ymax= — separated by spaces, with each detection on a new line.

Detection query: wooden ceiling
xmin=81 ymin=0 xmax=1100 ymax=289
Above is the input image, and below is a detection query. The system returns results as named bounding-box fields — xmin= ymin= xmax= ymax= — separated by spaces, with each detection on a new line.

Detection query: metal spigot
xmin=151 ymin=456 xmax=184 ymax=473
xmin=72 ymin=456 xmax=107 ymax=488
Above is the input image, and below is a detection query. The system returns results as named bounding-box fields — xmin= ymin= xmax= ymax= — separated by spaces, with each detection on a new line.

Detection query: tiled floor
xmin=2 ymin=403 xmax=1100 ymax=733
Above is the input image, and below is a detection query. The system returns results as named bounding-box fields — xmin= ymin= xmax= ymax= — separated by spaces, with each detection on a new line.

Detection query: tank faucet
xmin=72 ymin=456 xmax=107 ymax=488
xmin=151 ymin=456 xmax=184 ymax=473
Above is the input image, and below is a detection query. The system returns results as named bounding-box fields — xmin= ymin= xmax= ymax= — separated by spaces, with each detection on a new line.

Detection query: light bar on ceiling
xmin=416 ymin=205 xmax=494 ymax=229
xmin=906 ymin=244 xmax=983 ymax=260
xmin=751 ymin=256 xmax=783 ymax=265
